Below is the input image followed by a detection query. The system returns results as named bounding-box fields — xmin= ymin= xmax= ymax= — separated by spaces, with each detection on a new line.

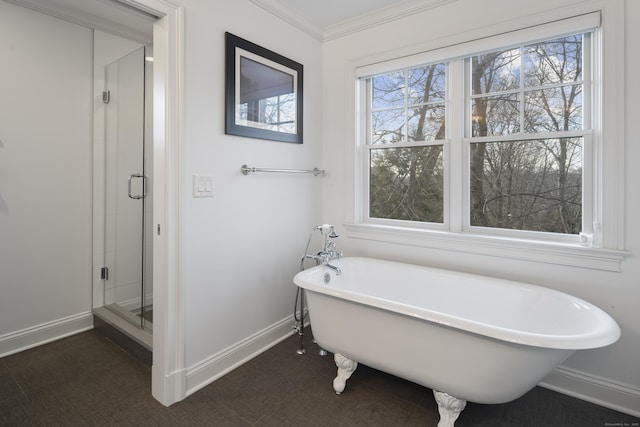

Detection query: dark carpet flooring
xmin=1 ymin=329 xmax=638 ymax=426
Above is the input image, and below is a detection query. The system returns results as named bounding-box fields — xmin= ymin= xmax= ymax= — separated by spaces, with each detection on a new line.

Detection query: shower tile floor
xmin=1 ymin=330 xmax=638 ymax=426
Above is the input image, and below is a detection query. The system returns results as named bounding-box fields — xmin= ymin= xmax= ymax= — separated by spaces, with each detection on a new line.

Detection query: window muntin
xmin=362 ymin=32 xmax=591 ymax=239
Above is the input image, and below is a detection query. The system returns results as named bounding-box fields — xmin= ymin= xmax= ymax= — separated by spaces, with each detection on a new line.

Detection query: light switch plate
xmin=193 ymin=175 xmax=213 ymax=197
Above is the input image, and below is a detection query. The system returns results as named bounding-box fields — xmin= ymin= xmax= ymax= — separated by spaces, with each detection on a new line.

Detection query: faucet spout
xmin=325 ymin=262 xmax=342 ymax=276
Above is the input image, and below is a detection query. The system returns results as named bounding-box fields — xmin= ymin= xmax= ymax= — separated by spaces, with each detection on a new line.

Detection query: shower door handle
xmin=128 ymin=173 xmax=147 ymax=199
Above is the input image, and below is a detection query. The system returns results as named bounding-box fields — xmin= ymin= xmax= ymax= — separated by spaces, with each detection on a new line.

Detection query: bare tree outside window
xmin=470 ymin=35 xmax=584 ymax=234
xmin=369 ymin=63 xmax=446 ymax=223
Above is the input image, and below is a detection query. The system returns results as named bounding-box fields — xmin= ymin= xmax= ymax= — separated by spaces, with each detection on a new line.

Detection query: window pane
xmin=408 ymin=64 xmax=446 ymax=104
xmin=472 ymin=94 xmax=520 ymax=136
xmin=408 ymin=104 xmax=445 ymax=141
xmin=370 ymin=146 xmax=444 ymax=222
xmin=469 ymin=138 xmax=582 ymax=234
xmin=524 ymin=86 xmax=582 ymax=132
xmin=471 ymin=49 xmax=520 ymax=95
xmin=259 ymin=94 xmax=296 ymax=131
xmin=523 ymin=35 xmax=583 ymax=87
xmin=372 ymin=72 xmax=405 ymax=109
xmin=372 ymin=108 xmax=405 ymax=144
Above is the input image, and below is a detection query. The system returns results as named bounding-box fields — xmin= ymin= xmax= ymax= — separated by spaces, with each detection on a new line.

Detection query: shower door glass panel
xmin=104 ymin=46 xmax=152 ymax=330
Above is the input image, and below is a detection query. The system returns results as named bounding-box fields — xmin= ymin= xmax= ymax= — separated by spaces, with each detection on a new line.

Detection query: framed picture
xmin=225 ymin=32 xmax=303 ymax=143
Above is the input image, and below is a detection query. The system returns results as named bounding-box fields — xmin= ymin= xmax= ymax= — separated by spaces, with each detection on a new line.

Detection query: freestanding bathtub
xmin=293 ymin=257 xmax=621 ymax=427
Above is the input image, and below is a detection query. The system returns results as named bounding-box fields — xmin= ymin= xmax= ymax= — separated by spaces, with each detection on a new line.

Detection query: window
xmin=350 ymin=8 xmax=627 ymax=270
xmin=359 ymin=21 xmax=596 ymax=245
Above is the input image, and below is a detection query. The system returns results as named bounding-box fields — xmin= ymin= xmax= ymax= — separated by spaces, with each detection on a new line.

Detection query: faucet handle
xmin=326 ymin=248 xmax=342 ymax=261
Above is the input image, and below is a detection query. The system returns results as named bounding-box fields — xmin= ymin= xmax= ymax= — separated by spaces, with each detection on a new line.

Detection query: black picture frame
xmin=225 ymin=32 xmax=303 ymax=143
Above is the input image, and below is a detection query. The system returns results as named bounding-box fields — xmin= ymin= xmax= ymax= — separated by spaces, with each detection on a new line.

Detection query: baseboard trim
xmin=185 ymin=315 xmax=295 ymax=397
xmin=539 ymin=365 xmax=640 ymax=418
xmin=0 ymin=311 xmax=93 ymax=358
xmin=152 ymin=364 xmax=187 ymax=407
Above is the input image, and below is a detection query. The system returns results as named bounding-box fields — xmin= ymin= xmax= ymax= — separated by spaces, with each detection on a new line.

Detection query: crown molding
xmin=249 ymin=0 xmax=457 ymax=42
xmin=324 ymin=0 xmax=456 ymax=41
xmin=249 ymin=0 xmax=325 ymax=41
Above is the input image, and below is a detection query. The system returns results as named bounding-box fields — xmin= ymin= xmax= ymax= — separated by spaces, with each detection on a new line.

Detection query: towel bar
xmin=241 ymin=164 xmax=325 ymax=176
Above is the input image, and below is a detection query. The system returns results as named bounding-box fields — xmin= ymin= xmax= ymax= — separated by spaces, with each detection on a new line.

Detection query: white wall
xmin=0 ymin=1 xmax=93 ymax=355
xmin=175 ymin=0 xmax=323 ymax=393
xmin=321 ymin=0 xmax=640 ymax=417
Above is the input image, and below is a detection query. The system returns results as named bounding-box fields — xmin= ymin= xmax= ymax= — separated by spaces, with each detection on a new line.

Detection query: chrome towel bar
xmin=241 ymin=164 xmax=325 ymax=176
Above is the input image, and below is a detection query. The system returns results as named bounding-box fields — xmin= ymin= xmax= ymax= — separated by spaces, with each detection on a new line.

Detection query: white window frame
xmin=346 ymin=3 xmax=628 ymax=271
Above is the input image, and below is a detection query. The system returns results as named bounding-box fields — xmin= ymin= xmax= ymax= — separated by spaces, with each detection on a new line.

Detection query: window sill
xmin=343 ymin=223 xmax=629 ymax=272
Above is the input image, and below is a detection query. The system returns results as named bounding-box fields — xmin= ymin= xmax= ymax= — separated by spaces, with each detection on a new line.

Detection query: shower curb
xmin=93 ymin=310 xmax=152 ymax=367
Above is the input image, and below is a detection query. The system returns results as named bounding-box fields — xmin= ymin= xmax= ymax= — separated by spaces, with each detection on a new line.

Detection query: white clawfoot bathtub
xmin=293 ymin=257 xmax=621 ymax=427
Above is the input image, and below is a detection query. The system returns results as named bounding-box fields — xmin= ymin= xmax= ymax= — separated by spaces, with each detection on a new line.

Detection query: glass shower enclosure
xmin=103 ymin=46 xmax=153 ymax=331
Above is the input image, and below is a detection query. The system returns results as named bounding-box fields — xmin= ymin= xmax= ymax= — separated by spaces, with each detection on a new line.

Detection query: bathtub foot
xmin=433 ymin=390 xmax=467 ymax=427
xmin=333 ymin=353 xmax=358 ymax=394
